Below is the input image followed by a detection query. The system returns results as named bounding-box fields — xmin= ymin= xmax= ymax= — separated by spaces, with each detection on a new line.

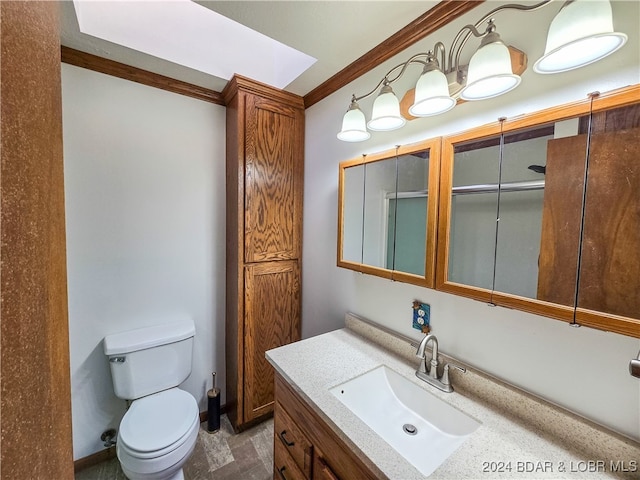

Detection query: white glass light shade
xmin=409 ymin=67 xmax=456 ymax=117
xmin=367 ymin=86 xmax=406 ymax=131
xmin=337 ymin=104 xmax=370 ymax=142
xmin=533 ymin=0 xmax=627 ymax=74
xmin=461 ymin=40 xmax=521 ymax=101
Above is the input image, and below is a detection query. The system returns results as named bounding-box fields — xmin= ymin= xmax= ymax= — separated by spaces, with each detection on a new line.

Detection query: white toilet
xmin=103 ymin=319 xmax=200 ymax=480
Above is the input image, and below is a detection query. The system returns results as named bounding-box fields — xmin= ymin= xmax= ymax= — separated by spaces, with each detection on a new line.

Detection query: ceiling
xmin=59 ymin=1 xmax=439 ymax=97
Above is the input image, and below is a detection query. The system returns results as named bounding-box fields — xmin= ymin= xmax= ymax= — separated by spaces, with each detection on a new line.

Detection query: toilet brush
xmin=207 ymin=372 xmax=221 ymax=433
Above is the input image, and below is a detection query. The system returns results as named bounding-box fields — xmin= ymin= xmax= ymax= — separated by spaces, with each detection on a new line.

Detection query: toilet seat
xmin=119 ymin=388 xmax=198 ymax=456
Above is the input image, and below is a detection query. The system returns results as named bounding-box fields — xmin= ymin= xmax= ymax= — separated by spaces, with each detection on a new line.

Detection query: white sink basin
xmin=330 ymin=365 xmax=480 ymax=477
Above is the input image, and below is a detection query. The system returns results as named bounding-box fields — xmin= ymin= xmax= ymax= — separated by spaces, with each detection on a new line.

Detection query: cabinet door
xmin=576 ymin=125 xmax=640 ymax=331
xmin=245 ymin=95 xmax=303 ymax=263
xmin=313 ymin=452 xmax=341 ymax=480
xmin=244 ymin=260 xmax=300 ymax=422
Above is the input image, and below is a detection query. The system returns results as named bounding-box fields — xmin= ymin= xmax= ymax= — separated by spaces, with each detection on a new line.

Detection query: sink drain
xmin=402 ymin=423 xmax=418 ymax=435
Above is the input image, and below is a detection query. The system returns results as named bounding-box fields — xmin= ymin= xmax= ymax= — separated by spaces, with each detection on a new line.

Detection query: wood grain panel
xmin=225 ymin=90 xmax=244 ymax=429
xmin=1 ymin=2 xmax=74 ymax=477
xmin=313 ymin=453 xmax=341 ymax=480
xmin=303 ymin=1 xmax=483 ymax=109
xmin=223 ymin=74 xmax=305 ymax=109
xmin=225 ymin=75 xmax=304 ymax=431
xmin=577 ymin=128 xmax=640 ymax=320
xmin=61 ymin=46 xmax=224 ymax=105
xmin=575 ymin=308 xmax=640 ymax=338
xmin=244 ymin=261 xmax=301 ymax=422
xmin=245 ymin=97 xmax=301 ymax=262
xmin=536 ymin=135 xmax=587 ymax=306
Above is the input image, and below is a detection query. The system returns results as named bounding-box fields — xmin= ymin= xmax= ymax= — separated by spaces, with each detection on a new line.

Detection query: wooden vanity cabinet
xmin=274 ymin=373 xmax=382 ymax=480
xmin=224 ymin=75 xmax=304 ymax=431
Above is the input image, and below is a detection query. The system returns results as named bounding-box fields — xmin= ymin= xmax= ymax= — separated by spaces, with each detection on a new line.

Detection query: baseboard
xmin=74 ymin=404 xmax=228 ymax=472
xmin=199 ymin=402 xmax=228 ymax=423
xmin=74 ymin=446 xmax=117 ymax=473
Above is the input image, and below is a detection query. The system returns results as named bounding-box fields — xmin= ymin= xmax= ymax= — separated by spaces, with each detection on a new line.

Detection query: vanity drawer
xmin=275 ymin=401 xmax=313 ymax=477
xmin=275 ymin=437 xmax=307 ymax=480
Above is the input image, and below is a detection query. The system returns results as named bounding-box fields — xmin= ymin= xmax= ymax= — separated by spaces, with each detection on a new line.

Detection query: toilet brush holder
xmin=207 ymin=372 xmax=221 ymax=433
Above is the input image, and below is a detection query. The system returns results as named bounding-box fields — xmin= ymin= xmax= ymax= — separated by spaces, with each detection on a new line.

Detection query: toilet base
xmin=121 ymin=464 xmax=185 ymax=480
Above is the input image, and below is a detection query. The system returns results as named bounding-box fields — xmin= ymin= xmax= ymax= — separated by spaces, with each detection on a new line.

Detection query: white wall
xmin=302 ymin=1 xmax=640 ymax=441
xmin=62 ymin=64 xmax=226 ymax=460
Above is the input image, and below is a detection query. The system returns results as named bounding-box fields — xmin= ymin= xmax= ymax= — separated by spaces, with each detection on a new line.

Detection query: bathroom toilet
xmin=104 ymin=319 xmax=199 ymax=480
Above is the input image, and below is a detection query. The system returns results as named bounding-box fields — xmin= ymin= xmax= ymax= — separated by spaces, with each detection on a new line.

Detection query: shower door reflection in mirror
xmin=439 ymin=112 xmax=591 ymax=319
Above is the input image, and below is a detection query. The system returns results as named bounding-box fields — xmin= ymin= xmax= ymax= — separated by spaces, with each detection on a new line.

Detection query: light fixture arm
xmin=432 ymin=42 xmax=447 ymax=70
xmin=338 ymin=0 xmax=627 ymax=142
xmin=352 ymin=0 xmax=555 ymax=103
xmin=351 ymin=53 xmax=431 ymax=102
xmin=448 ymin=0 xmax=554 ymax=73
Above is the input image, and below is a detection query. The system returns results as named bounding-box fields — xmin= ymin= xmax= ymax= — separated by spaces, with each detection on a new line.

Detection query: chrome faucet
xmin=415 ymin=333 xmax=465 ymax=393
xmin=416 ymin=334 xmax=439 ymax=379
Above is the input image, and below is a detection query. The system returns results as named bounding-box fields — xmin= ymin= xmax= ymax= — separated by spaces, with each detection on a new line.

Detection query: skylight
xmin=72 ymin=0 xmax=317 ymax=90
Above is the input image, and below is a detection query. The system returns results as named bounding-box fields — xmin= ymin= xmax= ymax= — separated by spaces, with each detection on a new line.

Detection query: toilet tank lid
xmin=103 ymin=319 xmax=195 ymax=356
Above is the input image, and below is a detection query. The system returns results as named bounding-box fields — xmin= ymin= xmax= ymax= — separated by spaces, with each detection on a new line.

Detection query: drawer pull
xmin=277 ymin=465 xmax=289 ymax=480
xmin=279 ymin=430 xmax=295 ymax=447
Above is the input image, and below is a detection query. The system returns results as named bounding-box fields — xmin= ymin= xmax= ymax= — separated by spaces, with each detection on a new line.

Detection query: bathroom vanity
xmin=267 ymin=314 xmax=640 ymax=479
xmin=274 ymin=373 xmax=380 ymax=480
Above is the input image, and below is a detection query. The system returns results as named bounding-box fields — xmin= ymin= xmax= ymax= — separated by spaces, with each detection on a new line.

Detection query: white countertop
xmin=266 ymin=327 xmax=640 ymax=480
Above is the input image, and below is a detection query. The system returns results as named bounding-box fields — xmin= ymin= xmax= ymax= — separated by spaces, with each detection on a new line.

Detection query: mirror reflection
xmin=339 ymin=144 xmax=434 ymax=284
xmin=448 ymin=115 xmax=591 ymax=303
xmin=362 ymin=157 xmax=397 ymax=269
xmin=341 ymin=164 xmax=365 ymax=264
xmin=390 ymin=151 xmax=430 ymax=276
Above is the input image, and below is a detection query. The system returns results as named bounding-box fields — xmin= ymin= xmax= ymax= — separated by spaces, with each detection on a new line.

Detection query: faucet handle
xmin=442 ymin=363 xmax=466 ymax=387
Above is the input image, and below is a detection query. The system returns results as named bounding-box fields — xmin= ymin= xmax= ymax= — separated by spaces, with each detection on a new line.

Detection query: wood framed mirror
xmin=436 ymin=85 xmax=640 ymax=337
xmin=338 ymin=138 xmax=441 ymax=287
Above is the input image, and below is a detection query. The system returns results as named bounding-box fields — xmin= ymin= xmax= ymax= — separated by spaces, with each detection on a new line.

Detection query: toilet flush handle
xmin=110 ymin=356 xmax=126 ymax=363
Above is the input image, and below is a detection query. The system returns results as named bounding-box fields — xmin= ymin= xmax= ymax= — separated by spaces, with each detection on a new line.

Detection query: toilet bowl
xmin=103 ymin=319 xmax=199 ymax=480
xmin=116 ymin=388 xmax=199 ymax=480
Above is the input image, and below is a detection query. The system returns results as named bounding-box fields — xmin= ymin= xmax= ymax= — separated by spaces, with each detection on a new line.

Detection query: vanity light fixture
xmin=367 ymin=80 xmax=406 ymax=131
xmin=337 ymin=0 xmax=627 ymax=142
xmin=459 ymin=20 xmax=521 ymax=101
xmin=533 ymin=0 xmax=627 ymax=74
xmin=337 ymin=96 xmax=370 ymax=142
xmin=409 ymin=54 xmax=456 ymax=117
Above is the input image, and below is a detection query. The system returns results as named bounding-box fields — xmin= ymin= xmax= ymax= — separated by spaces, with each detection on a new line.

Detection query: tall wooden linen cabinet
xmin=223 ymin=75 xmax=304 ymax=431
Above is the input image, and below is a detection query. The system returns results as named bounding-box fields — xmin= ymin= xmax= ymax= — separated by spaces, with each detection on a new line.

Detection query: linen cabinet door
xmin=243 ymin=260 xmax=301 ymax=422
xmin=244 ymin=95 xmax=303 ymax=263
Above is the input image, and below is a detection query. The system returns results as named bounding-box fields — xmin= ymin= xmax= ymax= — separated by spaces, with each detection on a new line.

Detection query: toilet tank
xmin=103 ymin=319 xmax=195 ymax=400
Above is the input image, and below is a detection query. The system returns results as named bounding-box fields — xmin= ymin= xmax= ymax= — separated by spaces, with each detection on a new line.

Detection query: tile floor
xmin=75 ymin=415 xmax=274 ymax=480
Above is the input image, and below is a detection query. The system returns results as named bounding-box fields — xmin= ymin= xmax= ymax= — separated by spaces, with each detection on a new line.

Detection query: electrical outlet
xmin=412 ymin=301 xmax=430 ymax=333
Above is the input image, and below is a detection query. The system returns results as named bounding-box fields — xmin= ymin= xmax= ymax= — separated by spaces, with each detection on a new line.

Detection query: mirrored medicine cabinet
xmin=338 ymin=139 xmax=440 ymax=287
xmin=338 ymin=85 xmax=640 ymax=338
